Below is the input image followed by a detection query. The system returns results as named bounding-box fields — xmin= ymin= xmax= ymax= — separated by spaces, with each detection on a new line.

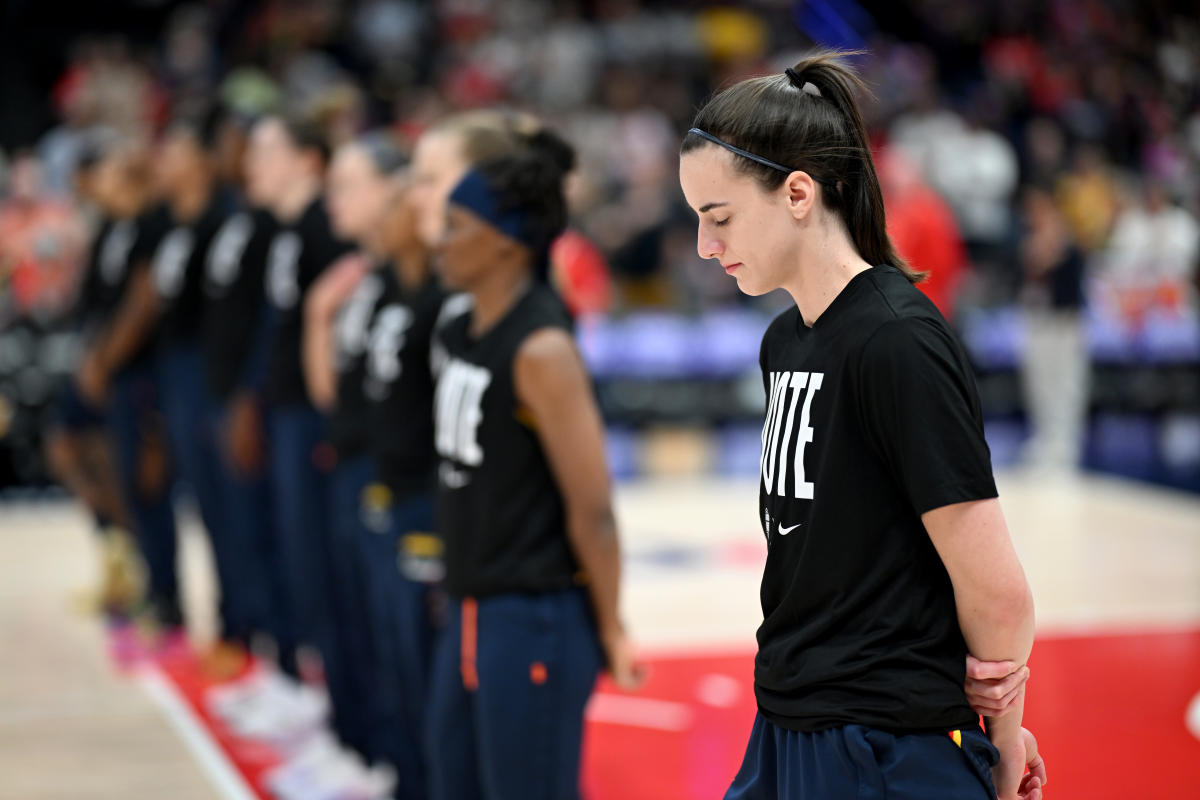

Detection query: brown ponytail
xmin=682 ymin=50 xmax=923 ymax=283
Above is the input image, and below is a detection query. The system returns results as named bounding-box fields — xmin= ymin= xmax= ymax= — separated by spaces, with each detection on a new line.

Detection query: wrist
xmin=599 ymin=619 xmax=626 ymax=642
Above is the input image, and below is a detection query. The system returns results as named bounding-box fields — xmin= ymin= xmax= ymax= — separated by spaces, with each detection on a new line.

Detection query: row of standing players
xmin=62 ymin=108 xmax=638 ymax=799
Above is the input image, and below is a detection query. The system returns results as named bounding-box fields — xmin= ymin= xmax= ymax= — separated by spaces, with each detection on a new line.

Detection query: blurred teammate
xmin=198 ymin=109 xmax=287 ymax=678
xmin=427 ymin=134 xmax=642 ymax=799
xmin=239 ymin=114 xmax=354 ymax=747
xmin=678 ymin=52 xmax=1046 ymax=800
xmin=297 ymin=131 xmax=438 ymax=799
xmin=77 ymin=142 xmax=183 ymax=640
xmin=148 ymin=114 xmax=262 ymax=668
xmin=47 ymin=138 xmax=138 ymax=617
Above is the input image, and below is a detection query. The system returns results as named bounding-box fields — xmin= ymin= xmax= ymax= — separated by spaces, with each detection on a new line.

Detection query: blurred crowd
xmin=3 ymin=0 xmax=1198 ymax=323
xmin=0 ymin=1 xmax=1198 ymax=484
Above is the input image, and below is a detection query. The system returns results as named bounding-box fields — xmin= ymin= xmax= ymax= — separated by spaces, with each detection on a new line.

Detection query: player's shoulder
xmin=854 ymin=272 xmax=965 ymax=372
xmin=850 ymin=266 xmax=952 ymax=339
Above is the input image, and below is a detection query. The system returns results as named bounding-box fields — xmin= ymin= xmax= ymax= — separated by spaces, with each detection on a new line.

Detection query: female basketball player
xmin=243 ymin=114 xmax=358 ymax=743
xmin=77 ymin=143 xmax=183 ymax=635
xmin=303 ymin=131 xmax=443 ymax=797
xmin=678 ymin=52 xmax=1046 ymax=800
xmin=426 ymin=137 xmax=641 ymax=799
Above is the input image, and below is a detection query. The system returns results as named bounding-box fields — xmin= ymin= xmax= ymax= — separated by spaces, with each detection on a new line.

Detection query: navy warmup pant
xmin=326 ymin=453 xmax=380 ymax=758
xmin=359 ymin=485 xmax=439 ymax=796
xmin=159 ymin=342 xmax=247 ymax=642
xmin=107 ymin=360 xmax=180 ymax=625
xmin=427 ymin=588 xmax=603 ymax=800
xmin=210 ymin=398 xmax=282 ymax=652
xmin=725 ymin=714 xmax=1000 ymax=800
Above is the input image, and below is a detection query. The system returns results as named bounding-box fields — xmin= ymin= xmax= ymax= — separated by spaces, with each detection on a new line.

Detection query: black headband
xmin=686 ymin=127 xmax=840 ymax=196
xmin=687 ymin=128 xmax=795 ymax=175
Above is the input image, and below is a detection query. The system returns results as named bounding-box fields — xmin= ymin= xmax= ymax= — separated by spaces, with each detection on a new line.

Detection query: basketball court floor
xmin=2 ymin=468 xmax=1198 ymax=799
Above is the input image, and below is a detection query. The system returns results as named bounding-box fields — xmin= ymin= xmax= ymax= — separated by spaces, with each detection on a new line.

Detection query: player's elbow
xmin=962 ymin=577 xmax=1035 ymax=658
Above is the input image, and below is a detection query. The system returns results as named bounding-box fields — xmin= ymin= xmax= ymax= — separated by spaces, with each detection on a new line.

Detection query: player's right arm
xmin=79 ymin=265 xmax=160 ymax=403
xmin=301 ymin=253 xmax=368 ymax=411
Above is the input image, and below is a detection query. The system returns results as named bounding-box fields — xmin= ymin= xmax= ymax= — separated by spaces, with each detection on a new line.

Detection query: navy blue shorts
xmin=726 ymin=713 xmax=999 ymax=800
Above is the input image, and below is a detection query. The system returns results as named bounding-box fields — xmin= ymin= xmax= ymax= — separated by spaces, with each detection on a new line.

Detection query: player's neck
xmin=783 ymin=223 xmax=872 ymax=328
xmin=469 ymin=265 xmax=532 ymax=338
xmin=169 ymin=174 xmax=213 ymax=223
xmin=392 ymin=247 xmax=429 ymax=292
xmin=275 ymin=178 xmax=321 ymax=224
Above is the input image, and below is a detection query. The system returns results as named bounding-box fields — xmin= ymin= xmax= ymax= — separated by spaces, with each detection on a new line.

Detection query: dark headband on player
xmin=688 ymin=128 xmax=795 ymax=175
xmin=448 ymin=169 xmax=535 ymax=249
xmin=688 ymin=124 xmax=839 ymax=195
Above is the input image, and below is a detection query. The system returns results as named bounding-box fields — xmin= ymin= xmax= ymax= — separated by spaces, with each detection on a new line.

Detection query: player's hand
xmin=966 ymin=655 xmax=1029 ymax=716
xmin=601 ymin=627 xmax=647 ymax=691
xmin=227 ymin=392 xmax=264 ymax=478
xmin=77 ymin=351 xmax=109 ymax=406
xmin=308 ymin=253 xmax=369 ymax=322
xmin=993 ymin=726 xmax=1046 ymax=800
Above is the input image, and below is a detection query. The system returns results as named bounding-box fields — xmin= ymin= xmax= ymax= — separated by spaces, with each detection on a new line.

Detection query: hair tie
xmin=784 ymin=67 xmax=806 ymax=89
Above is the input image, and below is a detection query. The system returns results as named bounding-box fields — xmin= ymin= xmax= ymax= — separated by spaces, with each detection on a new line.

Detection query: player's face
xmin=245 ymin=118 xmax=293 ymax=208
xmin=679 ymin=146 xmax=798 ymax=297
xmin=326 ymin=146 xmax=392 ymax=241
xmin=410 ymin=132 xmax=470 ymax=249
xmin=156 ymin=130 xmax=204 ymax=198
xmin=95 ymin=149 xmax=149 ymax=217
xmin=438 ymin=205 xmax=518 ymax=291
xmin=381 ymin=181 xmax=421 ymax=257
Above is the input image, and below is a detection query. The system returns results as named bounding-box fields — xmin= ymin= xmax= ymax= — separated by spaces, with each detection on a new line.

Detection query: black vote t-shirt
xmin=755 ymin=264 xmax=997 ymax=734
xmin=203 ymin=204 xmax=277 ymax=402
xmin=263 ymin=196 xmax=352 ymax=408
xmin=432 ymin=283 xmax=579 ymax=598
xmin=328 ymin=260 xmax=381 ymax=459
xmin=361 ymin=265 xmax=446 ymax=497
xmin=74 ymin=216 xmax=138 ymax=337
xmin=104 ymin=204 xmax=172 ymax=371
xmin=151 ymin=188 xmax=235 ymax=345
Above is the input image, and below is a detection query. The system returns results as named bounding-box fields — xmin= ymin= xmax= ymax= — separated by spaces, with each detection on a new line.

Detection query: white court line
xmin=586 ymin=693 xmax=694 ymax=731
xmin=137 ymin=664 xmax=260 ymax=800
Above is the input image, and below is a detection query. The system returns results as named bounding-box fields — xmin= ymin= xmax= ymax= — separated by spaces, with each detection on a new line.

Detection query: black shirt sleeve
xmin=856 ymin=316 xmax=997 ymax=515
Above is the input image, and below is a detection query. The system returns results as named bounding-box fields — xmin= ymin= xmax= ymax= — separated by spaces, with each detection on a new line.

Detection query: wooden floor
xmin=1 ymin=468 xmax=1197 ymax=799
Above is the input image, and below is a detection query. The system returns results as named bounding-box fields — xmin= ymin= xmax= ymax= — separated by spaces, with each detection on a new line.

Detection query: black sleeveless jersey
xmin=360 ymin=265 xmax=448 ymax=497
xmin=150 ymin=188 xmax=235 ymax=345
xmin=263 ymin=196 xmax=352 ymax=408
xmin=202 ymin=203 xmax=277 ymax=402
xmin=432 ymin=283 xmax=579 ymax=598
xmin=754 ymin=265 xmax=997 ymax=734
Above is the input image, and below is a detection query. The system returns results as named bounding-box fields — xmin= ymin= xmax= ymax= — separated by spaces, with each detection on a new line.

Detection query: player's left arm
xmin=514 ymin=327 xmax=643 ymax=690
xmin=924 ymin=498 xmax=1042 ymax=800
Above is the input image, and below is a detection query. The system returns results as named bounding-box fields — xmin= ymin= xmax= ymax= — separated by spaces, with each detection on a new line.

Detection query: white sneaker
xmin=231 ymin=683 xmax=329 ymax=746
xmin=207 ymin=667 xmax=291 ymax=720
xmin=271 ymin=744 xmax=393 ymax=800
xmin=263 ymin=731 xmax=343 ymax=796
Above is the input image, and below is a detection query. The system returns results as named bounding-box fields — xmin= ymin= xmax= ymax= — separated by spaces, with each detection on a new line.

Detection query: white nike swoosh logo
xmin=778 ymin=523 xmax=802 ymax=535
